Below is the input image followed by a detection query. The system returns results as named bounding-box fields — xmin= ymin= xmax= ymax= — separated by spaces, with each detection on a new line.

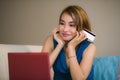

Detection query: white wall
xmin=0 ymin=0 xmax=120 ymax=57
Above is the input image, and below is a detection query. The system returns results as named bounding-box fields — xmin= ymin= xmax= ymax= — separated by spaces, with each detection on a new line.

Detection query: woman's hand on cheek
xmin=53 ymin=27 xmax=65 ymax=47
xmin=67 ymin=31 xmax=87 ymax=49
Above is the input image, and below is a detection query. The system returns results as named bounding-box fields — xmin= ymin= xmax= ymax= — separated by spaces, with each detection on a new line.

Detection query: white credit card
xmin=83 ymin=29 xmax=96 ymax=42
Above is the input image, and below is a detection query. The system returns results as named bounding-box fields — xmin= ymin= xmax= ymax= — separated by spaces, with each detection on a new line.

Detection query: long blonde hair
xmin=59 ymin=5 xmax=92 ymax=31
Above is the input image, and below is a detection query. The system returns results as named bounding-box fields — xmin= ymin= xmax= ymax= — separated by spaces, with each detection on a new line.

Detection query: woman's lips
xmin=62 ymin=33 xmax=70 ymax=37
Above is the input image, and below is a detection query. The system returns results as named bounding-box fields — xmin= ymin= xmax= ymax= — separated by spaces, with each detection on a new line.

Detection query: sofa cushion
xmin=93 ymin=56 xmax=120 ymax=80
xmin=118 ymin=60 xmax=120 ymax=80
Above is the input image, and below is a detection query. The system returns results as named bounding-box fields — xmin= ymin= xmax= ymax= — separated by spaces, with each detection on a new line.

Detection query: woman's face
xmin=59 ymin=13 xmax=77 ymax=41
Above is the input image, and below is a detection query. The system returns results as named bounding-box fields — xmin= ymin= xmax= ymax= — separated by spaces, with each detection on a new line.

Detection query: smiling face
xmin=58 ymin=13 xmax=77 ymax=42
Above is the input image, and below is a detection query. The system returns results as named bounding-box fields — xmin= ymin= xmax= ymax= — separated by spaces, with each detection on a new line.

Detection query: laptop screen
xmin=8 ymin=52 xmax=50 ymax=80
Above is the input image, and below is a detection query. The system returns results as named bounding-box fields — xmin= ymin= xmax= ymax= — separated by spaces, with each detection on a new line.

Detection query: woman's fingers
xmin=52 ymin=27 xmax=65 ymax=46
xmin=53 ymin=27 xmax=59 ymax=34
xmin=74 ymin=32 xmax=79 ymax=40
xmin=78 ymin=31 xmax=87 ymax=41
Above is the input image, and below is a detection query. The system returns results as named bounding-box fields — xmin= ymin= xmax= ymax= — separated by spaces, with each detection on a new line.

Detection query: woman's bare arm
xmin=67 ymin=43 xmax=96 ymax=80
xmin=41 ymin=35 xmax=64 ymax=67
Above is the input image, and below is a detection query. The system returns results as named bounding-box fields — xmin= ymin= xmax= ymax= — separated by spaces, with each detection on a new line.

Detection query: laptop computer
xmin=8 ymin=52 xmax=51 ymax=80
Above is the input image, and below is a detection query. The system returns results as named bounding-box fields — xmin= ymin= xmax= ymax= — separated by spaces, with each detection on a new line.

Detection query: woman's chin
xmin=63 ymin=38 xmax=72 ymax=42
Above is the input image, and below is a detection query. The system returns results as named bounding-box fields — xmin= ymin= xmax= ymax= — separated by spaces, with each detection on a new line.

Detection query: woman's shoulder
xmin=45 ymin=34 xmax=53 ymax=40
xmin=82 ymin=40 xmax=96 ymax=53
xmin=81 ymin=40 xmax=94 ymax=45
xmin=45 ymin=34 xmax=54 ymax=45
xmin=84 ymin=40 xmax=96 ymax=49
xmin=42 ymin=34 xmax=54 ymax=52
xmin=79 ymin=40 xmax=96 ymax=50
xmin=80 ymin=40 xmax=91 ymax=46
xmin=88 ymin=43 xmax=96 ymax=51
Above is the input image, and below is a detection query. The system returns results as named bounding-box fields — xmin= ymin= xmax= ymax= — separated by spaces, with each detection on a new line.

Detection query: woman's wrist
xmin=57 ymin=43 xmax=64 ymax=49
xmin=65 ymin=45 xmax=76 ymax=57
xmin=68 ymin=55 xmax=76 ymax=59
xmin=67 ymin=50 xmax=76 ymax=59
xmin=67 ymin=45 xmax=75 ymax=50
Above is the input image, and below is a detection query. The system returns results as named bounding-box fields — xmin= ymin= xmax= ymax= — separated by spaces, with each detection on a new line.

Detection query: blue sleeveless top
xmin=53 ymin=39 xmax=94 ymax=80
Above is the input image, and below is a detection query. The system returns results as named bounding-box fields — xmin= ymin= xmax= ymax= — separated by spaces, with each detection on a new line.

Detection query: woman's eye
xmin=59 ymin=22 xmax=64 ymax=25
xmin=70 ymin=24 xmax=75 ymax=27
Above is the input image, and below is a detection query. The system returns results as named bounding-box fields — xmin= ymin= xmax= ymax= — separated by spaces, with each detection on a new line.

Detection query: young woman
xmin=42 ymin=5 xmax=96 ymax=80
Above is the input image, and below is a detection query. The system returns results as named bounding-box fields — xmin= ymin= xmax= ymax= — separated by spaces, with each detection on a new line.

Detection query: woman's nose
xmin=63 ymin=26 xmax=69 ymax=31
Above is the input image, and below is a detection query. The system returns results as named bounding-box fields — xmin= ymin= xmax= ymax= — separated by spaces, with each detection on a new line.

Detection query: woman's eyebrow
xmin=69 ymin=21 xmax=74 ymax=23
xmin=60 ymin=19 xmax=75 ymax=24
xmin=60 ymin=19 xmax=64 ymax=22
